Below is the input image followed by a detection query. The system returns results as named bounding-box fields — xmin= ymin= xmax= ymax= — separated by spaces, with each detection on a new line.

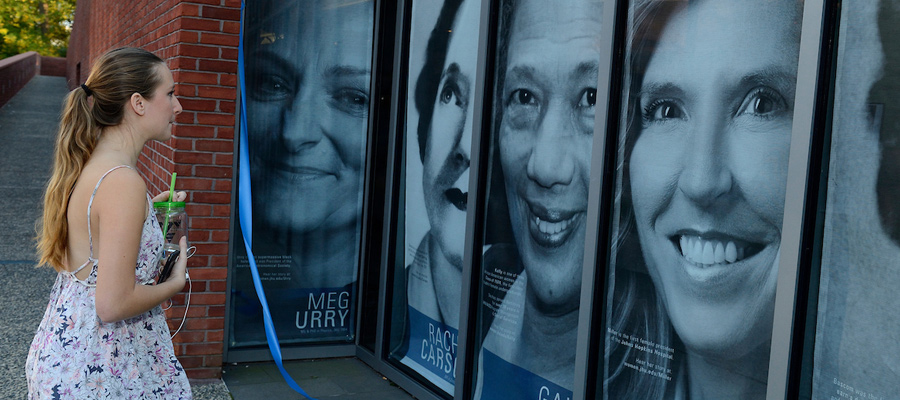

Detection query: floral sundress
xmin=26 ymin=165 xmax=192 ymax=399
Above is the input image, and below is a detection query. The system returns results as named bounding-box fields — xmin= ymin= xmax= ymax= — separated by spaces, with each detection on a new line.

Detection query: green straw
xmin=162 ymin=172 xmax=177 ymax=241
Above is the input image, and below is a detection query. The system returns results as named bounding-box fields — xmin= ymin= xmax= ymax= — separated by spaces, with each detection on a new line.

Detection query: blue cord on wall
xmin=237 ymin=2 xmax=317 ymax=398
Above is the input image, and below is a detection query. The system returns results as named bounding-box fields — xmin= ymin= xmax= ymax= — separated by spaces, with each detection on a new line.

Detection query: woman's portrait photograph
xmin=603 ymin=0 xmax=803 ymax=398
xmin=229 ymin=0 xmax=375 ymax=345
xmin=475 ymin=0 xmax=603 ymax=398
xmin=395 ymin=0 xmax=481 ymax=393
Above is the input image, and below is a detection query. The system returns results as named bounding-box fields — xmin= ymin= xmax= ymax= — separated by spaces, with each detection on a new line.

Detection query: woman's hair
xmin=414 ymin=0 xmax=465 ymax=161
xmin=37 ymin=47 xmax=165 ymax=271
xmin=604 ymin=0 xmax=686 ymax=398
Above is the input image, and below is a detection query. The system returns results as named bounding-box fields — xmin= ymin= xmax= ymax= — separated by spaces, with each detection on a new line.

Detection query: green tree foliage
xmin=0 ymin=0 xmax=76 ymax=59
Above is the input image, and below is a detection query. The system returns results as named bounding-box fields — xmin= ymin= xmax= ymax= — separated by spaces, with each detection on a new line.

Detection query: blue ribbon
xmin=237 ymin=2 xmax=317 ymax=398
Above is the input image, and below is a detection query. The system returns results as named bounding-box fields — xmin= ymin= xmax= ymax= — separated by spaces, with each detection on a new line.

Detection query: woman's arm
xmin=92 ymin=169 xmax=187 ymax=323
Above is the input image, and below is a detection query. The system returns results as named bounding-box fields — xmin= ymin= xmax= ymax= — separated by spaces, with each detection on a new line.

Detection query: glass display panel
xmin=812 ymin=1 xmax=900 ymax=397
xmin=228 ymin=0 xmax=375 ymax=348
xmin=599 ymin=0 xmax=805 ymax=398
xmin=386 ymin=0 xmax=483 ymax=394
xmin=471 ymin=0 xmax=604 ymax=398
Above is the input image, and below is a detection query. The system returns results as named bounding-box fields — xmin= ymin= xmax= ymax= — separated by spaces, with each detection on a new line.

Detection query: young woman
xmin=26 ymin=47 xmax=191 ymax=399
xmin=606 ymin=0 xmax=802 ymax=398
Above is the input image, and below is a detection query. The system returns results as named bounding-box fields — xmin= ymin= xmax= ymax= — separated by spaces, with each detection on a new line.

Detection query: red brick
xmin=180 ymin=17 xmax=221 ymax=32
xmin=219 ymin=100 xmax=235 ymax=114
xmin=175 ymin=111 xmax=195 ymax=124
xmin=189 ymin=268 xmax=227 ymax=280
xmin=224 ymin=0 xmax=241 ymax=7
xmin=186 ymin=368 xmax=221 ymax=380
xmin=211 ymin=230 xmax=230 ymax=242
xmin=220 ymin=74 xmax=237 ymax=86
xmin=198 ymin=85 xmax=237 ymax=100
xmin=198 ymin=243 xmax=229 ymax=255
xmin=212 ymin=205 xmax=231 ymax=216
xmin=208 ymin=305 xmax=226 ymax=317
xmin=208 ymin=280 xmax=228 ymax=292
xmin=178 ymin=177 xmax=214 ymax=191
xmin=197 ymin=112 xmax=235 ymax=126
xmin=216 ymin=127 xmax=235 ymax=139
xmin=186 ymin=203 xmax=212 ymax=216
xmin=199 ymin=32 xmax=239 ymax=47
xmin=203 ymin=355 xmax=223 ymax=367
xmin=176 ymin=84 xmax=197 ymax=97
xmin=179 ymin=98 xmax=217 ymax=112
xmin=209 ymin=256 xmax=229 ymax=267
xmin=196 ymin=139 xmax=233 ymax=152
xmin=171 ymin=330 xmax=205 ymax=344
xmin=188 ymin=255 xmax=210 ymax=268
xmin=191 ymin=216 xmax=230 ymax=230
xmin=198 ymin=59 xmax=237 ymax=73
xmin=184 ymin=342 xmax=223 ymax=355
xmin=178 ymin=125 xmax=217 ymax=138
xmin=176 ymin=151 xmax=215 ymax=164
xmin=201 ymin=6 xmax=241 ymax=21
xmin=178 ymin=70 xmax=219 ymax=85
xmin=206 ymin=329 xmax=225 ymax=342
xmin=213 ymin=179 xmax=232 ymax=191
xmin=184 ymin=317 xmax=224 ymax=330
xmin=194 ymin=166 xmax=232 ymax=180
xmin=190 ymin=293 xmax=226 ymax=305
xmin=178 ymin=3 xmax=201 ymax=17
xmin=177 ymin=356 xmax=204 ymax=369
xmin=220 ymin=47 xmax=238 ymax=60
xmin=222 ymin=21 xmax=240 ymax=34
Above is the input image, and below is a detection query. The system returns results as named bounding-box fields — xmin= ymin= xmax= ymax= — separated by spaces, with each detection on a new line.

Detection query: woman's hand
xmin=152 ymin=190 xmax=187 ymax=203
xmin=169 ymin=236 xmax=189 ymax=287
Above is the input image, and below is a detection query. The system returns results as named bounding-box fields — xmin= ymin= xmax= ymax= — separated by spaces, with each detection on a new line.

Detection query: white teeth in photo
xmin=534 ymin=215 xmax=574 ymax=235
xmin=679 ymin=236 xmax=748 ymax=266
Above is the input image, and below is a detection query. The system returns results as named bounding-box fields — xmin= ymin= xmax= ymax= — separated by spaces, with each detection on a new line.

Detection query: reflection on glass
xmin=813 ymin=1 xmax=900 ymax=397
xmin=603 ymin=0 xmax=802 ymax=398
xmin=392 ymin=0 xmax=480 ymax=393
xmin=475 ymin=0 xmax=602 ymax=398
xmin=230 ymin=0 xmax=374 ymax=345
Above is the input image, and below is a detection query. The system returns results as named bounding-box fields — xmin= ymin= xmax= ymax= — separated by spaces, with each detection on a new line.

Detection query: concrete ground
xmin=0 ymin=76 xmax=415 ymax=400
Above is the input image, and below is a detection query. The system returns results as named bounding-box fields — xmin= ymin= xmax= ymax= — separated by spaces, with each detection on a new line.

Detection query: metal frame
xmin=767 ymin=0 xmax=828 ymax=398
xmin=573 ymin=0 xmax=623 ymax=398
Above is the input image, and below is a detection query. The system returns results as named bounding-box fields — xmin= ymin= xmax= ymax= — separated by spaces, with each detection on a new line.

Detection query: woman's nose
xmin=454 ymin=104 xmax=474 ymax=166
xmin=526 ymin=106 xmax=575 ymax=188
xmin=173 ymin=96 xmax=183 ymax=115
xmin=677 ymin=120 xmax=733 ymax=207
xmin=281 ymin=95 xmax=324 ymax=152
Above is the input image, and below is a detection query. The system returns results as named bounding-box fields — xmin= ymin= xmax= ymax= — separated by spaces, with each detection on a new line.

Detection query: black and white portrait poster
xmin=473 ymin=0 xmax=602 ymax=399
xmin=601 ymin=0 xmax=804 ymax=398
xmin=229 ymin=0 xmax=374 ymax=346
xmin=812 ymin=1 xmax=900 ymax=398
xmin=394 ymin=0 xmax=482 ymax=393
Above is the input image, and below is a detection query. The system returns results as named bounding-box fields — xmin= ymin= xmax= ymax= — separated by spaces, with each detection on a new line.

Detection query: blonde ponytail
xmin=36 ymin=47 xmax=164 ymax=271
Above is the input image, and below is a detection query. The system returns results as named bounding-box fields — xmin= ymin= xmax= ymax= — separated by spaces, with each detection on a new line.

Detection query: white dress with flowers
xmin=25 ymin=166 xmax=191 ymax=399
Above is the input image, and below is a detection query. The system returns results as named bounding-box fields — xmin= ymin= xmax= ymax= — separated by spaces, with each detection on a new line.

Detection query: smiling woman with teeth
xmin=473 ymin=0 xmax=602 ymax=398
xmin=604 ymin=0 xmax=802 ymax=399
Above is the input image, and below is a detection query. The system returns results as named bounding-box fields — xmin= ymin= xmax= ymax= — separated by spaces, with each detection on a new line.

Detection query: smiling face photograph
xmin=603 ymin=0 xmax=803 ymax=398
xmin=229 ymin=0 xmax=374 ymax=345
xmin=474 ymin=0 xmax=602 ymax=398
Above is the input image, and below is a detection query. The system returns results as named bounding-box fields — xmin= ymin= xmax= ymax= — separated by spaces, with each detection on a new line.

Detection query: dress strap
xmin=78 ymin=165 xmax=136 ymax=273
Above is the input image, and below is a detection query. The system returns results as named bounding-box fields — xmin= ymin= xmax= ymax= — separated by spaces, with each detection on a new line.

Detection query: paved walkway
xmin=0 ymin=75 xmax=416 ymax=400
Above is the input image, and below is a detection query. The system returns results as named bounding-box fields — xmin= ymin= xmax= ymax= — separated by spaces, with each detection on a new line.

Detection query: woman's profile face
xmin=422 ymin=0 xmax=480 ymax=270
xmin=499 ymin=0 xmax=601 ymax=311
xmin=246 ymin=0 xmax=373 ymax=237
xmin=629 ymin=0 xmax=799 ymax=358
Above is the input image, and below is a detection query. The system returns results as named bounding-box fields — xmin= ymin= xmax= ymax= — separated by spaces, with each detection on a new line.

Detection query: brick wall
xmin=0 ymin=52 xmax=39 ymax=109
xmin=67 ymin=0 xmax=239 ymax=380
xmin=39 ymin=56 xmax=66 ymax=77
